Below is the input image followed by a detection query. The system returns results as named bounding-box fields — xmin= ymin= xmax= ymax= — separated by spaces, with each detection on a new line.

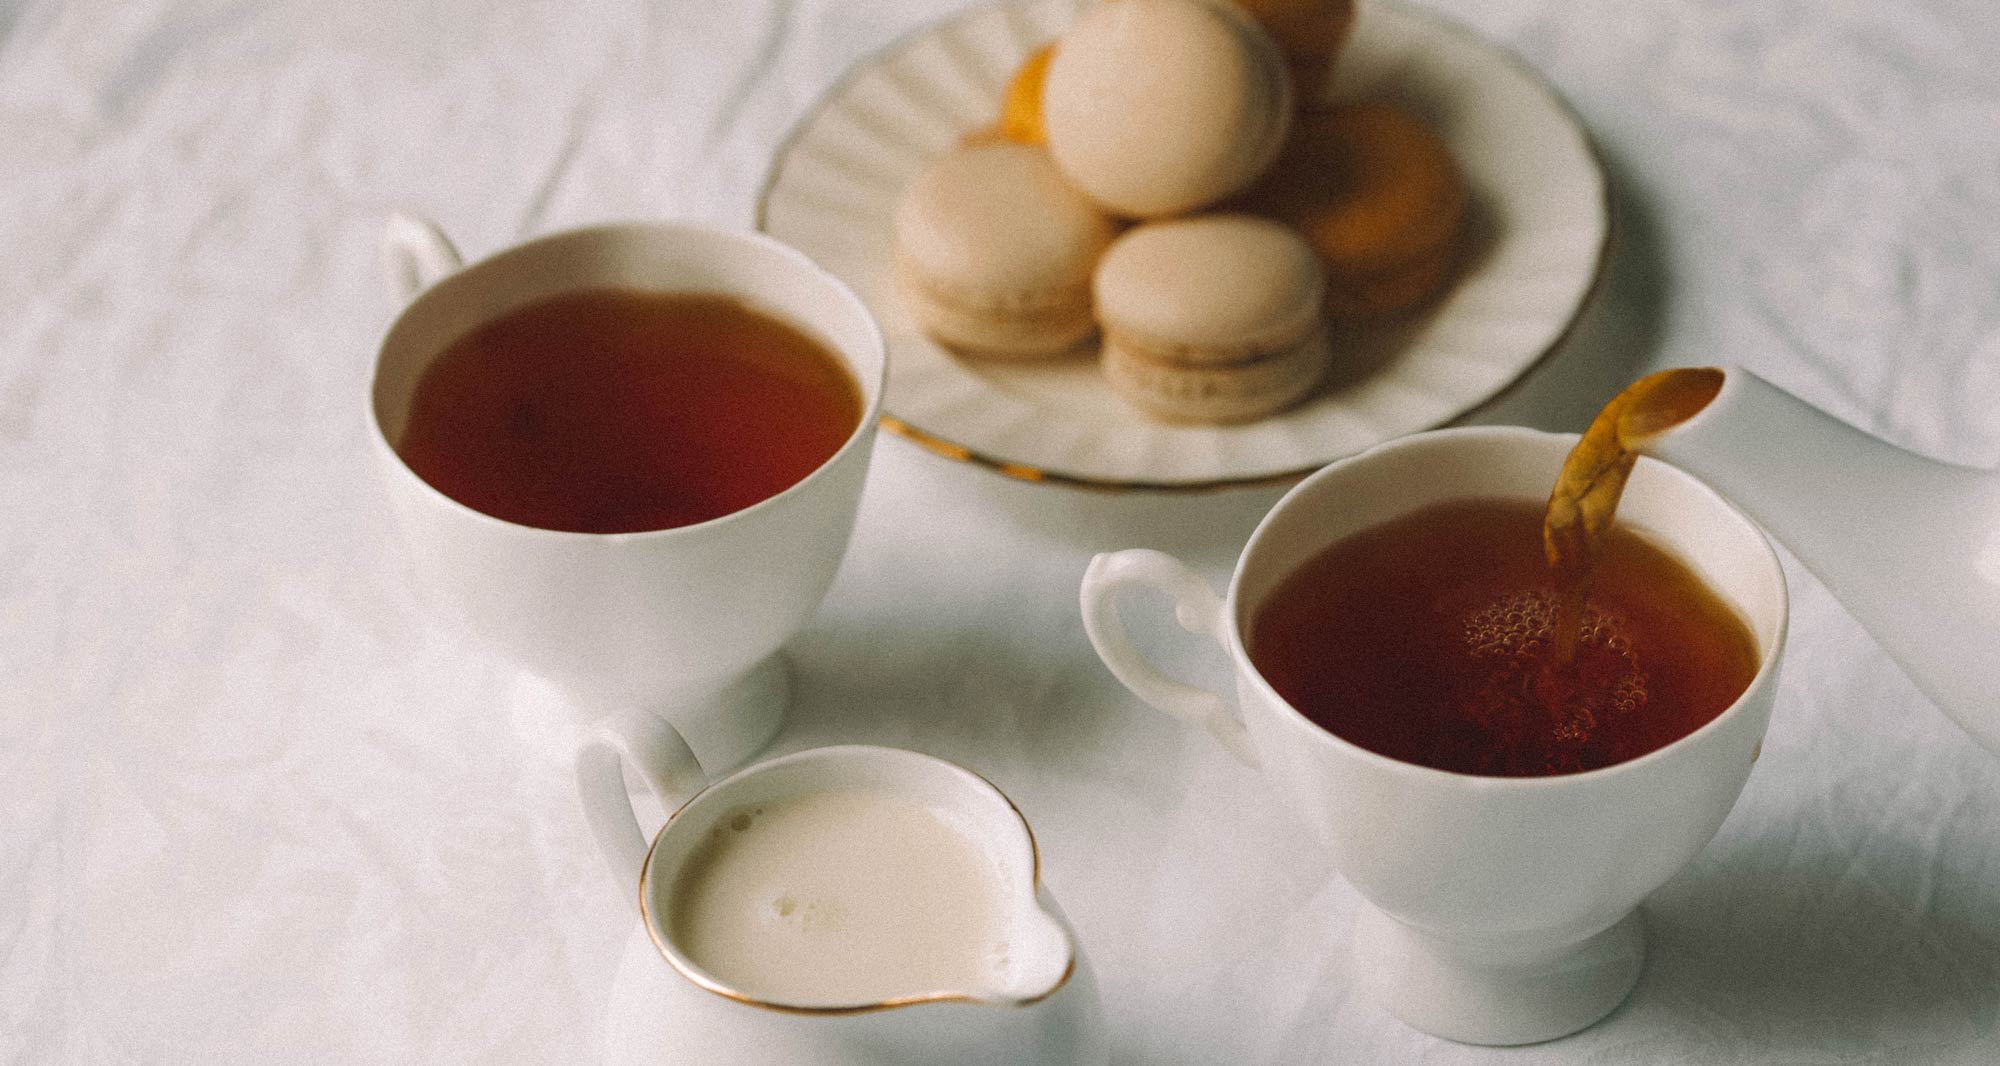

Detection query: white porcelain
xmin=577 ymin=715 xmax=1108 ymax=1066
xmin=1648 ymin=367 xmax=2000 ymax=756
xmin=759 ymin=0 xmax=1606 ymax=488
xmin=371 ymin=214 xmax=885 ymax=774
xmin=1079 ymin=427 xmax=1789 ymax=1045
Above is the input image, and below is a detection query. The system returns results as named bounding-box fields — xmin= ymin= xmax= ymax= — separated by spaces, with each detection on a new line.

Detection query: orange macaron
xmin=1237 ymin=102 xmax=1468 ymax=318
xmin=999 ymin=43 xmax=1056 ymax=145
xmin=1230 ymin=0 xmax=1356 ymax=104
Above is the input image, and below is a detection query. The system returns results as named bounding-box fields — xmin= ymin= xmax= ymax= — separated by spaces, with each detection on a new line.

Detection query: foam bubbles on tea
xmin=1249 ymin=498 xmax=1757 ymax=777
xmin=1461 ymin=590 xmax=1649 ymax=762
xmin=1249 ymin=368 xmax=1756 ymax=777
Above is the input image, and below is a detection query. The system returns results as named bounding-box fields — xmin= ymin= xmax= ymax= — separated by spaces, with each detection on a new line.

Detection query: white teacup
xmin=577 ymin=716 xmax=1107 ymax=1066
xmin=1080 ymin=426 xmax=1788 ymax=1045
xmin=371 ymin=215 xmax=884 ymax=773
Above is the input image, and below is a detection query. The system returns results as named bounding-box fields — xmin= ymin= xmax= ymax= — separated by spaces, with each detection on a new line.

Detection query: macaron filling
xmin=1092 ymin=214 xmax=1327 ymax=367
xmin=1093 ymin=214 xmax=1331 ymax=422
xmin=893 ymin=258 xmax=1098 ymax=356
xmin=1102 ymin=327 xmax=1330 ymax=423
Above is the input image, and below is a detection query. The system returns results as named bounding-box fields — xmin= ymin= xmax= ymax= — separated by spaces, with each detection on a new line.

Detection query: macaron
xmin=1042 ymin=0 xmax=1294 ymax=218
xmin=1093 ymin=214 xmax=1330 ymax=423
xmin=893 ymin=141 xmax=1120 ymax=359
xmin=998 ymin=43 xmax=1055 ymax=145
xmin=1229 ymin=0 xmax=1356 ymax=104
xmin=1237 ymin=103 xmax=1469 ymax=318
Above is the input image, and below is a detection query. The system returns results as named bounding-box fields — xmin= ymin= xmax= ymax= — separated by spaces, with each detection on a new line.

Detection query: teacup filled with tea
xmin=371 ymin=216 xmax=884 ymax=773
xmin=1081 ymin=369 xmax=1788 ymax=1045
xmin=396 ymin=289 xmax=862 ymax=535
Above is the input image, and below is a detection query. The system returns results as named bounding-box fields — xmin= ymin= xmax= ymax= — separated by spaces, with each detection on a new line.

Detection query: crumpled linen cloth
xmin=3 ymin=0 xmax=1998 ymax=1062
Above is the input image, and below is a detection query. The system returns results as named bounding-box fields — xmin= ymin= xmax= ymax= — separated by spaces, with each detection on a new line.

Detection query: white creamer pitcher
xmin=1647 ymin=367 xmax=2000 ymax=756
xmin=577 ymin=716 xmax=1108 ymax=1066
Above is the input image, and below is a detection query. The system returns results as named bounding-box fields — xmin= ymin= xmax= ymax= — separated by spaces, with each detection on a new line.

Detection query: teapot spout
xmin=1648 ymin=367 xmax=2000 ymax=756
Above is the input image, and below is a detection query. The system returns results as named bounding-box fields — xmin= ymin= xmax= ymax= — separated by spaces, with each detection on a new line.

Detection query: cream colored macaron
xmin=1093 ymin=214 xmax=1330 ymax=423
xmin=892 ymin=141 xmax=1119 ymax=359
xmin=1042 ymin=0 xmax=1294 ymax=219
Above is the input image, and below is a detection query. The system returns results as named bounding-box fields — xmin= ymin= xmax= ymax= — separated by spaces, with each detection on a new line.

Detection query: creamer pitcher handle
xmin=576 ymin=711 xmax=709 ymax=907
xmin=381 ymin=211 xmax=463 ymax=303
xmin=1080 ymin=550 xmax=1258 ymax=767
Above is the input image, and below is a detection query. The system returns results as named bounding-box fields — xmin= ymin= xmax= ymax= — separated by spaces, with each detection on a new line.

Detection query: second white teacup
xmin=371 ymin=216 xmax=885 ymax=773
xmin=1080 ymin=426 xmax=1788 ymax=1045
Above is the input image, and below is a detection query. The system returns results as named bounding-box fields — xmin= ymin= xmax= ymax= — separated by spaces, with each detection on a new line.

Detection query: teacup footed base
xmin=668 ymin=654 xmax=791 ymax=776
xmin=1353 ymin=903 xmax=1646 ymax=1046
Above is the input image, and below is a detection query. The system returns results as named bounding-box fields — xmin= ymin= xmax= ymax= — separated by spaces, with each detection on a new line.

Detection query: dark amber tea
xmin=1249 ymin=498 xmax=1760 ymax=777
xmin=396 ymin=289 xmax=863 ymax=534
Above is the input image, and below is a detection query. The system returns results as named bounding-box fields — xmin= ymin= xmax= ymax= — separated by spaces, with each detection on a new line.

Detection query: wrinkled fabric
xmin=3 ymin=0 xmax=1998 ymax=1062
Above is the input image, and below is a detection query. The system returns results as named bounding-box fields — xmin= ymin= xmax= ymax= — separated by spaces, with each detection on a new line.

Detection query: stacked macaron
xmin=1040 ymin=0 xmax=1294 ymax=219
xmin=1096 ymin=215 xmax=1330 ymax=423
xmin=892 ymin=0 xmax=1465 ymax=424
xmin=893 ymin=141 xmax=1118 ymax=359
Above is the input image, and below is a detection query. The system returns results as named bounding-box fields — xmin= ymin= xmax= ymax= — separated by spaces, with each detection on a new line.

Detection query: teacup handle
xmin=1080 ymin=550 xmax=1259 ymax=767
xmin=575 ymin=711 xmax=710 ymax=908
xmin=381 ymin=211 xmax=463 ymax=303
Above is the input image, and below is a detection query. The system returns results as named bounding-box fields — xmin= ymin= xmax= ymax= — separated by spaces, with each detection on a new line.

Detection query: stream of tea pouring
xmin=1617 ymin=366 xmax=2000 ymax=757
xmin=1543 ymin=367 xmax=1727 ymax=667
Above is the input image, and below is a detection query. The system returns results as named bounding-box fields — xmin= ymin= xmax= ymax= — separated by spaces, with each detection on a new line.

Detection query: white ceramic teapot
xmin=577 ymin=713 xmax=1109 ymax=1066
xmin=1646 ymin=367 xmax=2000 ymax=755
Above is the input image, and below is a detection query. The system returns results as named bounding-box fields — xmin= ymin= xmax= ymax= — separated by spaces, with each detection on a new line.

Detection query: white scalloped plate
xmin=759 ymin=0 xmax=1607 ymax=490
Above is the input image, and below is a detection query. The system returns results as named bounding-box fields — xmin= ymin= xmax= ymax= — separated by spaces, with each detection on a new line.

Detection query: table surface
xmin=6 ymin=0 xmax=1999 ymax=1062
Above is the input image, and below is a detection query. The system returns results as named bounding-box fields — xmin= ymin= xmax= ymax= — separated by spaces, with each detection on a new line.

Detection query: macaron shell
xmin=1103 ymin=326 xmax=1330 ymax=423
xmin=1239 ymin=104 xmax=1467 ymax=276
xmin=1043 ymin=0 xmax=1294 ymax=218
xmin=892 ymin=141 xmax=1118 ymax=358
xmin=894 ymin=257 xmax=1100 ymax=358
xmin=894 ymin=142 xmax=1117 ymax=302
xmin=1093 ymin=214 xmax=1326 ymax=365
xmin=1323 ymin=236 xmax=1464 ymax=319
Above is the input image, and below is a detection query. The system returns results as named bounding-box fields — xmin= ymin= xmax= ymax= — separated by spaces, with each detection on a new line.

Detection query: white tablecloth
xmin=6 ymin=0 xmax=1999 ymax=1062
